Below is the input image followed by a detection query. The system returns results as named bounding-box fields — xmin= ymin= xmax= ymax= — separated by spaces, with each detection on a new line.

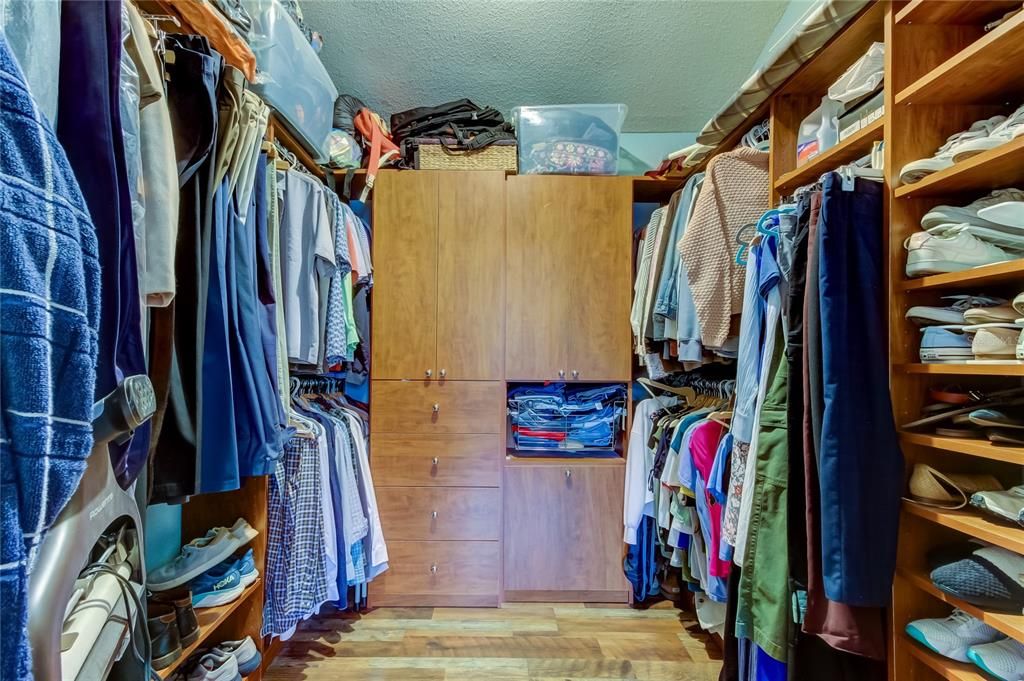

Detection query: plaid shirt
xmin=262 ymin=423 xmax=329 ymax=636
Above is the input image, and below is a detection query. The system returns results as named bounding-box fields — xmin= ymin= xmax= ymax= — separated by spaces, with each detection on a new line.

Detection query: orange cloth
xmin=158 ymin=0 xmax=256 ymax=81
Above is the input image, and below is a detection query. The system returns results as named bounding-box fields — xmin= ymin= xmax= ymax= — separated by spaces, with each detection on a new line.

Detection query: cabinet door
xmin=504 ymin=176 xmax=572 ymax=380
xmin=436 ymin=171 xmax=505 ymax=380
xmin=371 ymin=171 xmax=438 ymax=379
xmin=567 ymin=177 xmax=633 ymax=381
xmin=503 ymin=462 xmax=628 ymax=598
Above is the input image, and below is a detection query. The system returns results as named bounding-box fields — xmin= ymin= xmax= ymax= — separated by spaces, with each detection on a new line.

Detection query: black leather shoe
xmin=147 ymin=602 xmax=182 ymax=670
xmin=150 ymin=586 xmax=200 ymax=646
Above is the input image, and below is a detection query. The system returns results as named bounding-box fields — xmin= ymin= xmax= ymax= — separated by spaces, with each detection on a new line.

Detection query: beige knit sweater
xmin=679 ymin=147 xmax=769 ymax=348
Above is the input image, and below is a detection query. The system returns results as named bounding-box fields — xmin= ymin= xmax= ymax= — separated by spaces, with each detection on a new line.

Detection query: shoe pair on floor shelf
xmin=148 ymin=518 xmax=259 ymax=608
xmin=185 ymin=636 xmax=261 ymax=680
xmin=907 ymin=609 xmax=1023 ymax=680
xmin=905 ymin=188 xmax=1024 ymax=278
xmin=911 ymin=292 xmax=1024 ymax=363
xmin=902 ymin=385 xmax=1024 ymax=446
xmin=899 ymin=105 xmax=1024 ymax=186
xmin=907 ymin=464 xmax=1024 ymax=526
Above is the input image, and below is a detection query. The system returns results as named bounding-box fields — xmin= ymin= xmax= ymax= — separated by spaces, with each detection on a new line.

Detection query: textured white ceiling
xmin=301 ymin=0 xmax=790 ymax=132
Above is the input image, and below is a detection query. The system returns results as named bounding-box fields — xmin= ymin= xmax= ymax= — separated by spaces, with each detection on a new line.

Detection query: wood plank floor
xmin=266 ymin=602 xmax=722 ymax=680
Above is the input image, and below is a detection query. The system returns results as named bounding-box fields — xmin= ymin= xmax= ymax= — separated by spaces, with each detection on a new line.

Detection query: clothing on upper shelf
xmin=508 ymin=384 xmax=626 ymax=452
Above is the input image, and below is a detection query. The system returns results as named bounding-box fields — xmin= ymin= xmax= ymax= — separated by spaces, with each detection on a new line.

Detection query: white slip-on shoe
xmin=968 ymin=637 xmax=1024 ymax=681
xmin=900 ymin=116 xmax=1007 ymax=184
xmin=926 ymin=223 xmax=1024 ymax=253
xmin=963 ymin=304 xmax=1022 ymax=324
xmin=905 ymin=231 xmax=1013 ymax=277
xmin=1014 ymin=292 xmax=1024 ymax=318
xmin=964 ymin=323 xmax=1024 ymax=360
xmin=951 ymin=103 xmax=1024 ymax=162
xmin=905 ymin=609 xmax=1003 ymax=663
xmin=922 ymin=188 xmax=1024 ymax=231
xmin=907 ymin=295 xmax=1007 ymax=326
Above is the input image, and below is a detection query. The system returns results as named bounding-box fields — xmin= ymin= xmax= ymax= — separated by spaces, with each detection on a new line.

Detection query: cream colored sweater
xmin=679 ymin=147 xmax=769 ymax=348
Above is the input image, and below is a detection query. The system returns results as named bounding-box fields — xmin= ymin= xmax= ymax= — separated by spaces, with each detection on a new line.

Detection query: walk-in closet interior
xmin=3 ymin=1 xmax=1024 ymax=680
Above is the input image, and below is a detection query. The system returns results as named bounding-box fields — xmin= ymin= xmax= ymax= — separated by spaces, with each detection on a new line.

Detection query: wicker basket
xmin=413 ymin=137 xmax=518 ymax=172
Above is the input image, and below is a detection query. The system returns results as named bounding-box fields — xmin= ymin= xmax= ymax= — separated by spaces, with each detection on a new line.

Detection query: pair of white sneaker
xmin=907 ymin=609 xmax=1024 ymax=680
xmin=900 ymin=105 xmax=1024 ymax=185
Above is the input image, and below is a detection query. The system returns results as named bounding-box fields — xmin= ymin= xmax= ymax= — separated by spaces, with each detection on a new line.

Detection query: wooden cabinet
xmin=370 ymin=380 xmax=504 ymax=434
xmin=370 ymin=540 xmax=501 ymax=607
xmin=505 ymin=176 xmax=632 ymax=382
xmin=372 ymin=170 xmax=505 ymax=381
xmin=503 ymin=461 xmax=629 ymax=602
xmin=370 ymin=434 xmax=502 ymax=487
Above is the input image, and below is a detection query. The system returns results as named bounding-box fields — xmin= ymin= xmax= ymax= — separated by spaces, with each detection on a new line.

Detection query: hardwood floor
xmin=265 ymin=602 xmax=722 ymax=680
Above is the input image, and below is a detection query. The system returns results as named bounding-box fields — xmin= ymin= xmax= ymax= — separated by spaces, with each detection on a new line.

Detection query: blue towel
xmin=1 ymin=37 xmax=101 ymax=680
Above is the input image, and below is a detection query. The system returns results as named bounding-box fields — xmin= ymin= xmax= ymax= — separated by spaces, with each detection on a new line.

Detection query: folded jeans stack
xmin=508 ymin=384 xmax=626 ymax=451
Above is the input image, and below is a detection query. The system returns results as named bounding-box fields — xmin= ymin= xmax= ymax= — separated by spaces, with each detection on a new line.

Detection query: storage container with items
xmin=512 ymin=104 xmax=626 ymax=175
xmin=507 ymin=383 xmax=626 ymax=455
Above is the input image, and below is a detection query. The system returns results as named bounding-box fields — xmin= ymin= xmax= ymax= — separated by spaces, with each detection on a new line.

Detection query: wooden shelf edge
xmin=903 ymin=503 xmax=1024 ymax=554
xmin=900 ymin=431 xmax=1024 ymax=465
xmin=158 ymin=579 xmax=263 ymax=680
xmin=896 ymin=0 xmax=1024 ymax=26
xmin=895 ymin=10 xmax=1024 ymax=105
xmin=899 ymin=569 xmax=1024 ymax=642
xmin=896 ymin=363 xmax=1024 ymax=376
xmin=894 ymin=132 xmax=1024 ymax=199
xmin=904 ymin=633 xmax=988 ymax=681
xmin=774 ymin=118 xmax=884 ymax=192
xmin=901 ymin=258 xmax=1024 ymax=291
xmin=504 ymin=453 xmax=626 ymax=466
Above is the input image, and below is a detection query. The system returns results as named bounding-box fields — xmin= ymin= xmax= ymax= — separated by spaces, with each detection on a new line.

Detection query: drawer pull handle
xmin=431 ymin=457 xmax=439 ymax=465
xmin=571 ymin=370 xmax=580 ymax=379
xmin=425 ymin=369 xmax=433 ymax=378
xmin=439 ymin=368 xmax=447 ymax=378
xmin=431 ymin=510 xmax=438 ymax=519
xmin=432 ymin=403 xmax=440 ymax=413
xmin=558 ymin=369 xmax=566 ymax=379
xmin=430 ymin=564 xmax=438 ymax=574
xmin=565 ymin=469 xmax=572 ymax=479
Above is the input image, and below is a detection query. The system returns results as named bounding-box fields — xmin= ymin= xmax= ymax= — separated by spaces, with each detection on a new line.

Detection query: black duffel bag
xmin=390 ymin=99 xmax=515 ymax=154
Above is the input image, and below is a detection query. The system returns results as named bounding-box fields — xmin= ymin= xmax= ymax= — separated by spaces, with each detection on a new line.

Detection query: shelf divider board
xmin=900 ymin=259 xmax=1024 ymax=291
xmin=896 ymin=363 xmax=1024 ymax=376
xmin=903 ymin=503 xmax=1024 ymax=554
xmin=773 ymin=118 xmax=884 ymax=194
xmin=900 ymin=431 xmax=1024 ymax=466
xmin=894 ymin=135 xmax=1024 ymax=198
xmin=901 ymin=569 xmax=1024 ymax=642
xmin=895 ymin=10 xmax=1024 ymax=105
xmin=896 ymin=0 xmax=1024 ymax=26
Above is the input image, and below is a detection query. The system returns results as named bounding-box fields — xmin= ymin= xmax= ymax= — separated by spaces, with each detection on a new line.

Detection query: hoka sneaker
xmin=190 ymin=566 xmax=244 ymax=609
xmin=967 ymin=638 xmax=1024 ymax=681
xmin=905 ymin=609 xmax=1003 ymax=662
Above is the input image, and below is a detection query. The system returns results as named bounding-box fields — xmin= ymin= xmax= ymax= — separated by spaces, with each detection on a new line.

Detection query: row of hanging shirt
xmin=263 ymin=378 xmax=388 ymax=639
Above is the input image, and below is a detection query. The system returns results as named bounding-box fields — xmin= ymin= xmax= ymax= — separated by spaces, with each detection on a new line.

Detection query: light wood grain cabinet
xmin=372 ymin=170 xmax=505 ymax=381
xmin=505 ymin=175 xmax=632 ymax=382
xmin=503 ymin=462 xmax=629 ymax=601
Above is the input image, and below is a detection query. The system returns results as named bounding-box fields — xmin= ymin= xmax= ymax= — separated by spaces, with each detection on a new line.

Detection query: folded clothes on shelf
xmin=508 ymin=384 xmax=626 ymax=451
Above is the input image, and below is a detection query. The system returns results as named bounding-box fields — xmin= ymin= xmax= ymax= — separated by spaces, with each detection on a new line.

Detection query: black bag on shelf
xmin=390 ymin=98 xmax=515 ymax=162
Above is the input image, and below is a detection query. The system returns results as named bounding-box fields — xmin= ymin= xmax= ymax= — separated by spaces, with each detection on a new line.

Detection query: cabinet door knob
xmin=425 ymin=369 xmax=433 ymax=378
xmin=439 ymin=368 xmax=447 ymax=378
xmin=571 ymin=370 xmax=580 ymax=379
xmin=431 ymin=510 xmax=438 ymax=519
xmin=558 ymin=369 xmax=566 ymax=379
xmin=431 ymin=457 xmax=440 ymax=465
xmin=565 ymin=469 xmax=572 ymax=479
xmin=430 ymin=564 xmax=438 ymax=574
xmin=432 ymin=403 xmax=441 ymax=413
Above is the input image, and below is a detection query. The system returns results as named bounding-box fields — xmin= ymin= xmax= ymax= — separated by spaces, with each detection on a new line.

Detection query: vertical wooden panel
xmin=371 ymin=170 xmax=439 ymax=379
xmin=436 ymin=171 xmax=506 ymax=380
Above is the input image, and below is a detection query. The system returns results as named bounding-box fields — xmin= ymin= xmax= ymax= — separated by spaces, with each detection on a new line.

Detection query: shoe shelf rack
xmin=887 ymin=1 xmax=1024 ymax=680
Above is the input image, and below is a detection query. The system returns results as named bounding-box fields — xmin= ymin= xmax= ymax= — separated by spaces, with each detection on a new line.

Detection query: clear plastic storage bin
xmin=512 ymin=104 xmax=627 ymax=175
xmin=244 ymin=0 xmax=338 ymax=161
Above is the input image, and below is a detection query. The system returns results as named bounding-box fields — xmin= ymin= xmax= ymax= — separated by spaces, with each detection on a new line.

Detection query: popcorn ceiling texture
xmin=301 ymin=0 xmax=789 ymax=132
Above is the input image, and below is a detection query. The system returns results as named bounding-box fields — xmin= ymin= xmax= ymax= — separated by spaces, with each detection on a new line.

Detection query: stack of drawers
xmin=369 ymin=380 xmax=504 ymax=606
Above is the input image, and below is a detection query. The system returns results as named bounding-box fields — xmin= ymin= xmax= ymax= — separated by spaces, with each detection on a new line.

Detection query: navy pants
xmin=57 ymin=0 xmax=150 ymax=487
xmin=817 ymin=173 xmax=903 ymax=607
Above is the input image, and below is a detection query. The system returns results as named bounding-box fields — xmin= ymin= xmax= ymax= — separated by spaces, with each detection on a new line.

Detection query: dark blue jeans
xmin=817 ymin=172 xmax=903 ymax=608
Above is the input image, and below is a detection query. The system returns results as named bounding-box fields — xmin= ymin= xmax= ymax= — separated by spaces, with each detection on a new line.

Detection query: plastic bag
xmin=0 ymin=0 xmax=61 ymax=122
xmin=829 ymin=42 xmax=885 ymax=105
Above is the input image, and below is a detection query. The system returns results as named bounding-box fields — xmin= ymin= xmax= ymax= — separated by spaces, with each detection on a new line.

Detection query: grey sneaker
xmin=148 ymin=528 xmax=240 ymax=591
xmin=971 ymin=485 xmax=1024 ymax=527
xmin=922 ymin=188 xmax=1024 ymax=231
xmin=187 ymin=650 xmax=241 ymax=681
xmin=214 ymin=636 xmax=261 ymax=676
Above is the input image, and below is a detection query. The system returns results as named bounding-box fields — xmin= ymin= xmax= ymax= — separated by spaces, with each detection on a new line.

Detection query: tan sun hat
xmin=906 ymin=464 xmax=1003 ymax=509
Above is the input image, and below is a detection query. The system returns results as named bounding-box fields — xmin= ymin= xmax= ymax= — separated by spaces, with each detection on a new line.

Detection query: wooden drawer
xmin=371 ymin=434 xmax=501 ymax=487
xmin=377 ymin=487 xmax=500 ymax=541
xmin=370 ymin=380 xmax=503 ymax=434
xmin=370 ymin=540 xmax=500 ymax=606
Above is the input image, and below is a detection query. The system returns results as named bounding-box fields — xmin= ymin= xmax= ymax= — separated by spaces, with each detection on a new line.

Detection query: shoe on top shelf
xmin=899 ymin=115 xmax=1007 ymax=184
xmin=905 ymin=609 xmax=1003 ymax=662
xmin=950 ymin=103 xmax=1024 ymax=163
xmin=905 ymin=230 xmax=1013 ymax=277
xmin=922 ymin=188 xmax=1024 ymax=231
xmin=967 ymin=638 xmax=1024 ymax=681
xmin=964 ymin=323 xmax=1023 ymax=360
xmin=920 ymin=326 xmax=974 ymax=363
xmin=907 ymin=295 xmax=1007 ymax=326
xmin=148 ymin=527 xmax=241 ymax=592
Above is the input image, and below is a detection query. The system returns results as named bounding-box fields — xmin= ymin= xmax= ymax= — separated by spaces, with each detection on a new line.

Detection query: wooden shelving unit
xmin=774 ymin=118 xmax=884 ymax=194
xmin=157 ymin=580 xmax=263 ymax=680
xmin=900 ymin=431 xmax=1024 ymax=465
xmin=887 ymin=2 xmax=1024 ymax=678
xmin=901 ymin=259 xmax=1024 ymax=291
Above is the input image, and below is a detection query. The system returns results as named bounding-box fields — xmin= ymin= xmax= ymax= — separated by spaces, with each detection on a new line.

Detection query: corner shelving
xmin=903 ymin=503 xmax=1024 ymax=554
xmin=900 ymin=431 xmax=1024 ymax=466
xmin=894 ymin=135 xmax=1024 ymax=198
xmin=773 ymin=119 xmax=884 ymax=193
xmin=901 ymin=569 xmax=1024 ymax=642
